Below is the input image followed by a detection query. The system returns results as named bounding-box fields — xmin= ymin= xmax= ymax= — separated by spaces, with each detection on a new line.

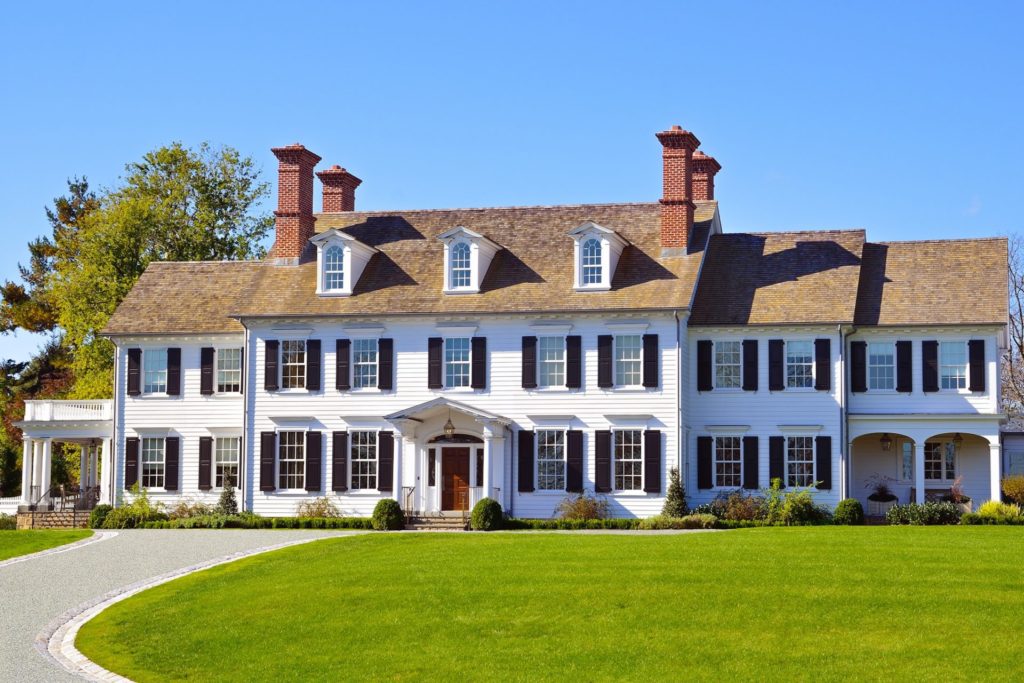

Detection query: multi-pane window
xmin=581 ymin=238 xmax=602 ymax=285
xmin=281 ymin=340 xmax=306 ymax=389
xmin=614 ymin=335 xmax=643 ymax=387
xmin=217 ymin=348 xmax=242 ymax=393
xmin=786 ymin=436 xmax=814 ymax=488
xmin=714 ymin=341 xmax=741 ymax=389
xmin=924 ymin=442 xmax=956 ymax=481
xmin=353 ymin=339 xmax=378 ymax=389
xmin=142 ymin=350 xmax=168 ymax=394
xmin=141 ymin=437 xmax=165 ymax=488
xmin=445 ymin=337 xmax=471 ymax=388
xmin=538 ymin=337 xmax=566 ymax=388
xmin=940 ymin=342 xmax=968 ymax=390
xmin=324 ymin=245 xmax=345 ymax=291
xmin=714 ymin=436 xmax=742 ymax=488
xmin=899 ymin=440 xmax=914 ymax=482
xmin=786 ymin=341 xmax=814 ymax=389
xmin=278 ymin=431 xmax=305 ymax=489
xmin=214 ymin=437 xmax=240 ymax=488
xmin=536 ymin=430 xmax=566 ymax=490
xmin=614 ymin=429 xmax=643 ymax=491
xmin=868 ymin=342 xmax=895 ymax=391
xmin=450 ymin=242 xmax=472 ymax=288
xmin=350 ymin=431 xmax=378 ymax=490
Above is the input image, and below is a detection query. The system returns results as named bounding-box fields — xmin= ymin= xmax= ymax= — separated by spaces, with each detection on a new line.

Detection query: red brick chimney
xmin=655 ymin=126 xmax=700 ymax=250
xmin=270 ymin=143 xmax=321 ymax=261
xmin=692 ymin=151 xmax=722 ymax=201
xmin=316 ymin=165 xmax=362 ymax=212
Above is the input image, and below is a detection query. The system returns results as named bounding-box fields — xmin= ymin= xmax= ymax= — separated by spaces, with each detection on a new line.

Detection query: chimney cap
xmin=271 ymin=143 xmax=322 ymax=165
xmin=316 ymin=165 xmax=363 ymax=188
xmin=656 ymin=126 xmax=700 ymax=151
xmin=692 ymin=150 xmax=722 ymax=173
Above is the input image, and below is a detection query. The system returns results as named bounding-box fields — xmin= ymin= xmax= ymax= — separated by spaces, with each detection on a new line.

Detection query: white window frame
xmin=924 ymin=441 xmax=957 ymax=482
xmin=785 ymin=435 xmax=815 ymax=488
xmin=535 ymin=429 xmax=567 ymax=491
xmin=713 ymin=340 xmax=742 ymax=390
xmin=538 ymin=336 xmax=566 ymax=388
xmin=349 ymin=429 xmax=379 ymax=491
xmin=140 ymin=437 xmax=166 ymax=489
xmin=444 ymin=337 xmax=472 ymax=389
xmin=785 ymin=340 xmax=814 ymax=390
xmin=581 ymin=238 xmax=603 ymax=286
xmin=313 ymin=230 xmax=379 ymax=297
xmin=568 ymin=222 xmax=626 ymax=291
xmin=142 ymin=349 xmax=168 ymax=395
xmin=352 ymin=338 xmax=379 ymax=390
xmin=713 ymin=435 xmax=742 ymax=488
xmin=277 ymin=430 xmax=305 ymax=491
xmin=215 ymin=348 xmax=243 ymax=394
xmin=449 ymin=241 xmax=473 ymax=290
xmin=323 ymin=244 xmax=345 ymax=292
xmin=214 ymin=436 xmax=240 ymax=489
xmin=614 ymin=335 xmax=644 ymax=388
xmin=867 ymin=341 xmax=896 ymax=392
xmin=939 ymin=341 xmax=968 ymax=391
xmin=613 ymin=429 xmax=644 ymax=492
xmin=280 ymin=340 xmax=307 ymax=390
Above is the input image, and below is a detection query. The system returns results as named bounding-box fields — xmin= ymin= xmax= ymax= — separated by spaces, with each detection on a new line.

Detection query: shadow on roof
xmin=852 ymin=243 xmax=892 ymax=326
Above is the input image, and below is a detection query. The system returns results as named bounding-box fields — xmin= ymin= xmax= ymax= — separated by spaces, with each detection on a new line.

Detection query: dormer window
xmin=311 ymin=229 xmax=378 ymax=297
xmin=438 ymin=226 xmax=500 ymax=294
xmin=323 ymin=245 xmax=345 ymax=291
xmin=581 ymin=239 xmax=603 ymax=285
xmin=568 ymin=221 xmax=627 ymax=291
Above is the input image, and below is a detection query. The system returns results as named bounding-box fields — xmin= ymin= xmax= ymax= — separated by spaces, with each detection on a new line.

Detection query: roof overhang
xmin=384 ymin=397 xmax=511 ymax=426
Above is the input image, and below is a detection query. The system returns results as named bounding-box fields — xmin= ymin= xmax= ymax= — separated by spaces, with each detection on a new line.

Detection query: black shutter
xmin=815 ymin=436 xmax=832 ymax=490
xmin=126 ymin=348 xmax=141 ymax=396
xmin=850 ymin=341 xmax=867 ymax=393
xmin=306 ymin=340 xmax=321 ymax=391
xmin=697 ymin=436 xmax=713 ymax=490
xmin=597 ymin=335 xmax=614 ymax=388
xmin=566 ymin=430 xmax=583 ymax=493
xmin=643 ymin=430 xmax=661 ymax=493
xmin=768 ymin=340 xmax=784 ymax=391
xmin=264 ymin=340 xmax=279 ymax=391
xmin=696 ymin=340 xmax=713 ymax=391
xmin=521 ymin=336 xmax=538 ymax=389
xmin=427 ymin=338 xmax=443 ymax=389
xmin=566 ymin=336 xmax=582 ymax=389
xmin=164 ymin=437 xmax=179 ymax=491
xmin=896 ymin=341 xmax=912 ymax=393
xmin=743 ymin=436 xmax=759 ymax=490
xmin=969 ymin=340 xmax=986 ymax=392
xmin=378 ymin=339 xmax=394 ymax=390
xmin=814 ymin=339 xmax=830 ymax=391
xmin=642 ymin=334 xmax=659 ymax=388
xmin=336 ymin=339 xmax=351 ymax=391
xmin=124 ymin=437 xmax=139 ymax=488
xmin=594 ymin=430 xmax=612 ymax=493
xmin=200 ymin=348 xmax=215 ymax=395
xmin=922 ymin=340 xmax=939 ymax=392
xmin=518 ymin=430 xmax=534 ymax=492
xmin=742 ymin=340 xmax=758 ymax=391
xmin=259 ymin=431 xmax=276 ymax=491
xmin=769 ymin=436 xmax=785 ymax=487
xmin=198 ymin=436 xmax=213 ymax=491
xmin=471 ymin=337 xmax=487 ymax=389
xmin=166 ymin=349 xmax=181 ymax=396
xmin=377 ymin=431 xmax=394 ymax=492
xmin=305 ymin=431 xmax=322 ymax=492
xmin=332 ymin=432 xmax=348 ymax=492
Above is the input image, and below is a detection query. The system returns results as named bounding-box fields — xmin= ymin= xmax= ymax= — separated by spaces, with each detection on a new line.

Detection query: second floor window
xmin=324 ymin=245 xmax=345 ymax=291
xmin=786 ymin=341 xmax=813 ymax=389
xmin=281 ymin=340 xmax=306 ymax=389
xmin=536 ymin=429 xmax=566 ymax=490
xmin=868 ymin=342 xmax=895 ymax=390
xmin=538 ymin=337 xmax=565 ymax=387
xmin=217 ymin=349 xmax=242 ymax=393
xmin=714 ymin=436 xmax=741 ymax=487
xmin=940 ymin=342 xmax=967 ymax=390
xmin=786 ymin=436 xmax=814 ymax=487
xmin=581 ymin=238 xmax=602 ymax=285
xmin=615 ymin=335 xmax=643 ymax=387
xmin=445 ymin=337 xmax=471 ymax=388
xmin=278 ymin=431 xmax=305 ymax=489
xmin=141 ymin=437 xmax=165 ymax=488
xmin=143 ymin=350 xmax=167 ymax=394
xmin=350 ymin=430 xmax=378 ymax=490
xmin=353 ymin=339 xmax=378 ymax=389
xmin=614 ymin=429 xmax=643 ymax=491
xmin=714 ymin=341 xmax=741 ymax=389
xmin=450 ymin=242 xmax=472 ymax=289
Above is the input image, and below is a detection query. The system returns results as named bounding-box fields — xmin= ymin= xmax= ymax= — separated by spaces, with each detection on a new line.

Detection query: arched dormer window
xmin=581 ymin=239 xmax=602 ymax=285
xmin=437 ymin=226 xmax=500 ymax=294
xmin=450 ymin=242 xmax=472 ymax=289
xmin=324 ymin=245 xmax=345 ymax=291
xmin=311 ymin=229 xmax=378 ymax=297
xmin=567 ymin=221 xmax=627 ymax=291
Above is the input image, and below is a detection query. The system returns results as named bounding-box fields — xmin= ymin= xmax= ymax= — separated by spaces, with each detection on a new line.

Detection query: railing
xmin=23 ymin=400 xmax=113 ymax=422
xmin=0 ymin=496 xmax=20 ymax=515
xmin=402 ymin=486 xmax=416 ymax=523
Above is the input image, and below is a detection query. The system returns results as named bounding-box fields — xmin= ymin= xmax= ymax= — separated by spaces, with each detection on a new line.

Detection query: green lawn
xmin=0 ymin=529 xmax=92 ymax=561
xmin=77 ymin=528 xmax=1024 ymax=681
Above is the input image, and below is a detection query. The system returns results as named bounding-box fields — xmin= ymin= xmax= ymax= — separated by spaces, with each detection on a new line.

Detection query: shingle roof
xmin=853 ymin=238 xmax=1008 ymax=326
xmin=689 ymin=230 xmax=866 ymax=325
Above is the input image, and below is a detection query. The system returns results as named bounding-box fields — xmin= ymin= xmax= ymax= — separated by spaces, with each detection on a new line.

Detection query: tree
xmin=662 ymin=467 xmax=688 ymax=518
xmin=1005 ymin=235 xmax=1024 ymax=424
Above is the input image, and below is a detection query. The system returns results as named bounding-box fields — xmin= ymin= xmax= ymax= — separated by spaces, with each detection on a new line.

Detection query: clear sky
xmin=1 ymin=1 xmax=1021 ymax=361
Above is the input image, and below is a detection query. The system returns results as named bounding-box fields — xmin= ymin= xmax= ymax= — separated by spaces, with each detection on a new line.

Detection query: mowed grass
xmin=0 ymin=529 xmax=92 ymax=561
xmin=78 ymin=528 xmax=1024 ymax=682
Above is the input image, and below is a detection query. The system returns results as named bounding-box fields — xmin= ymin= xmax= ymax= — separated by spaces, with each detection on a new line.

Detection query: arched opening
xmin=427 ymin=433 xmax=483 ymax=444
xmin=851 ymin=432 xmax=916 ymax=512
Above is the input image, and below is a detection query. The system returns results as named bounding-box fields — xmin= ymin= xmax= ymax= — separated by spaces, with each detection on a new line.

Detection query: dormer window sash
xmin=450 ymin=241 xmax=473 ymax=289
xmin=568 ymin=221 xmax=626 ymax=292
xmin=312 ymin=229 xmax=378 ymax=298
xmin=581 ymin=238 xmax=603 ymax=285
xmin=323 ymin=245 xmax=345 ymax=291
xmin=438 ymin=226 xmax=500 ymax=295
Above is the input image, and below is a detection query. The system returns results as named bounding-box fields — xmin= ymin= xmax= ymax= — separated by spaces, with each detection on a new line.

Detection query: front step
xmin=405 ymin=516 xmax=469 ymax=531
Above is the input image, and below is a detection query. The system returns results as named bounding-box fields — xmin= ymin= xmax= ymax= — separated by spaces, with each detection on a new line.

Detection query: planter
xmin=955 ymin=501 xmax=973 ymax=514
xmin=867 ymin=499 xmax=897 ymax=516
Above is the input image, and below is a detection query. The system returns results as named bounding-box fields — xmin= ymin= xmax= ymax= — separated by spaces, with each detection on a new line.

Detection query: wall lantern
xmin=952 ymin=433 xmax=964 ymax=451
xmin=879 ymin=433 xmax=893 ymax=452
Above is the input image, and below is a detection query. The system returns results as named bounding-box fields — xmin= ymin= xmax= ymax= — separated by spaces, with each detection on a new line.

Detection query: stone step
xmin=405 ymin=517 xmax=469 ymax=531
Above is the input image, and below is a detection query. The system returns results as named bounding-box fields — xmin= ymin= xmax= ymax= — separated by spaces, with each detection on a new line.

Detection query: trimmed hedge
xmin=470 ymin=498 xmax=503 ymax=531
xmin=833 ymin=499 xmax=865 ymax=526
xmin=638 ymin=514 xmax=717 ymax=530
xmin=504 ymin=518 xmax=642 ymax=530
xmin=886 ymin=501 xmax=961 ymax=526
xmin=371 ymin=499 xmax=405 ymax=531
xmin=140 ymin=515 xmax=374 ymax=530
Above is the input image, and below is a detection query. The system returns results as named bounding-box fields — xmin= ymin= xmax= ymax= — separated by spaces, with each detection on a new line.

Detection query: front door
xmin=441 ymin=448 xmax=471 ymax=511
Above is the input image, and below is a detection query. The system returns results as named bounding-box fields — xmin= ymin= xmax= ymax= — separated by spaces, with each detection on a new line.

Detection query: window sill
xmin=605 ymin=387 xmax=655 ymax=393
xmin=937 ymin=389 xmax=977 ymax=395
xmin=528 ymin=387 xmax=579 ymax=393
xmin=272 ymin=389 xmax=312 ymax=395
xmin=611 ymin=490 xmax=653 ymax=497
xmin=346 ymin=387 xmax=384 ymax=394
xmin=346 ymin=490 xmax=385 ymax=495
xmin=208 ymin=392 xmax=243 ymax=399
xmin=710 ymin=387 xmax=744 ymax=393
xmin=134 ymin=394 xmax=177 ymax=400
xmin=531 ymin=489 xmax=568 ymax=495
xmin=435 ymin=387 xmax=482 ymax=394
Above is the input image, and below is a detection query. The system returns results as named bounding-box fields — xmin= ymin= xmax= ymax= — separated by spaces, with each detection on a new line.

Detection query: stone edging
xmin=0 ymin=530 xmax=118 ymax=569
xmin=37 ymin=536 xmax=330 ymax=682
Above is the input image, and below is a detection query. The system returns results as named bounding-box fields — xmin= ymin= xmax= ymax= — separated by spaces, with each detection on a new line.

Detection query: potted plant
xmin=944 ymin=476 xmax=972 ymax=513
xmin=865 ymin=473 xmax=899 ymax=516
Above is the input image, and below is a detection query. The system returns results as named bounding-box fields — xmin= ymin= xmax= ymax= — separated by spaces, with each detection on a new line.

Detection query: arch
xmin=323 ymin=245 xmax=345 ymax=290
xmin=427 ymin=433 xmax=484 ymax=444
xmin=581 ymin=238 xmax=602 ymax=285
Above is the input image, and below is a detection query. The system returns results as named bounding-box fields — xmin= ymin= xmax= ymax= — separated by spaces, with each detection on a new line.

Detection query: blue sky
xmin=1 ymin=1 xmax=1021 ymax=361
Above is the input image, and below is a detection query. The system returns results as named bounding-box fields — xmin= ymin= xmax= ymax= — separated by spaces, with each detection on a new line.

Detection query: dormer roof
xmin=566 ymin=221 xmax=629 ymax=248
xmin=436 ymin=225 xmax=501 ymax=251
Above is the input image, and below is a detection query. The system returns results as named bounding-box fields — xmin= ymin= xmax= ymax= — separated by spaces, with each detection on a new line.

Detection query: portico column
xmin=391 ymin=420 xmax=418 ymax=513
xmin=20 ymin=437 xmax=33 ymax=504
xmin=32 ymin=440 xmax=44 ymax=502
xmin=99 ymin=437 xmax=113 ymax=505
xmin=914 ymin=442 xmax=926 ymax=504
xmin=79 ymin=445 xmax=88 ymax=491
xmin=990 ymin=442 xmax=1002 ymax=503
xmin=481 ymin=421 xmax=506 ymax=503
xmin=40 ymin=439 xmax=53 ymax=504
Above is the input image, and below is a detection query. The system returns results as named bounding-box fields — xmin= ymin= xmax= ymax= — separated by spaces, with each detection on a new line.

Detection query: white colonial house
xmin=8 ymin=126 xmax=1009 ymax=521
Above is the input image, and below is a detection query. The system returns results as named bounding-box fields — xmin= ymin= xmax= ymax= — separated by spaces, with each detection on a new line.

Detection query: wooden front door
xmin=441 ymin=448 xmax=471 ymax=511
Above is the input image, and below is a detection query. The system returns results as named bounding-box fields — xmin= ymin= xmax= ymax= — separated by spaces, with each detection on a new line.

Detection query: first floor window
xmin=536 ymin=430 xmax=566 ymax=490
xmin=614 ymin=335 xmax=642 ymax=387
xmin=215 ymin=437 xmax=240 ymax=488
xmin=786 ymin=341 xmax=813 ymax=389
xmin=217 ymin=348 xmax=243 ymax=393
xmin=714 ymin=436 xmax=742 ymax=488
xmin=899 ymin=440 xmax=914 ymax=482
xmin=924 ymin=442 xmax=956 ymax=481
xmin=278 ymin=431 xmax=305 ymax=489
xmin=350 ymin=431 xmax=378 ymax=490
xmin=538 ymin=336 xmax=566 ymax=387
xmin=786 ymin=436 xmax=814 ymax=488
xmin=141 ymin=437 xmax=165 ymax=488
xmin=143 ymin=349 xmax=168 ymax=394
xmin=281 ymin=340 xmax=306 ymax=389
xmin=445 ymin=337 xmax=471 ymax=388
xmin=714 ymin=341 xmax=741 ymax=389
xmin=353 ymin=339 xmax=378 ymax=388
xmin=868 ymin=342 xmax=895 ymax=391
xmin=940 ymin=342 xmax=967 ymax=390
xmin=614 ymin=429 xmax=643 ymax=491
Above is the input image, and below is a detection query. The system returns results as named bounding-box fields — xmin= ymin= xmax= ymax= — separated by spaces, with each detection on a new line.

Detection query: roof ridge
xmin=737 ymin=228 xmax=866 ymax=237
xmin=315 ymin=200 xmax=694 ymax=216
xmin=876 ymin=236 xmax=1008 ymax=245
xmin=147 ymin=260 xmax=265 ymax=266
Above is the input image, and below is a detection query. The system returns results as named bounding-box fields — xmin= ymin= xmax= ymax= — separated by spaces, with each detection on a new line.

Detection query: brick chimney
xmin=692 ymin=151 xmax=722 ymax=201
xmin=655 ymin=125 xmax=700 ymax=250
xmin=270 ymin=143 xmax=321 ymax=262
xmin=316 ymin=165 xmax=362 ymax=212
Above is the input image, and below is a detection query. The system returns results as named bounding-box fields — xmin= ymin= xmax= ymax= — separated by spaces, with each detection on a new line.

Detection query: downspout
xmin=241 ymin=322 xmax=251 ymax=513
xmin=839 ymin=323 xmax=853 ymax=501
xmin=110 ymin=341 xmax=121 ymax=508
xmin=675 ymin=310 xmax=684 ymax=488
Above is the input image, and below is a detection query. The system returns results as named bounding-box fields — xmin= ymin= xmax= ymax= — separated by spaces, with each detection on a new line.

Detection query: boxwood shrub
xmin=371 ymin=499 xmax=405 ymax=531
xmin=833 ymin=499 xmax=865 ymax=525
xmin=470 ymin=498 xmax=503 ymax=531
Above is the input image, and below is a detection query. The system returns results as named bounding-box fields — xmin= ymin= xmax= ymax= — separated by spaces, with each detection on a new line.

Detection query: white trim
xmin=704 ymin=425 xmax=751 ymax=435
xmin=777 ymin=424 xmax=823 ymax=433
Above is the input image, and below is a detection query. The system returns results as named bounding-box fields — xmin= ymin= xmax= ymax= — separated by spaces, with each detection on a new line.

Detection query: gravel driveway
xmin=0 ymin=529 xmax=358 ymax=682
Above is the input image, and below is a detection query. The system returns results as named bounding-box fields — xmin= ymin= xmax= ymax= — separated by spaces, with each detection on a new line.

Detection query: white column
xmin=20 ymin=437 xmax=32 ymax=504
xmin=79 ymin=445 xmax=88 ymax=490
xmin=40 ymin=439 xmax=53 ymax=504
xmin=990 ymin=442 xmax=1002 ymax=503
xmin=99 ymin=437 xmax=113 ymax=505
xmin=393 ymin=435 xmax=407 ymax=507
xmin=914 ymin=442 xmax=926 ymax=503
xmin=481 ymin=421 xmax=505 ymax=504
xmin=32 ymin=440 xmax=43 ymax=503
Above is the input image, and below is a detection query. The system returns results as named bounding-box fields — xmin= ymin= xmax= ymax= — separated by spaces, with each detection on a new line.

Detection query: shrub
xmin=555 ymin=492 xmax=609 ymax=520
xmin=719 ymin=490 xmax=762 ymax=521
xmin=371 ymin=499 xmax=404 ymax=531
xmin=886 ymin=501 xmax=961 ymax=526
xmin=296 ymin=497 xmax=341 ymax=518
xmin=503 ymin=517 xmax=640 ymax=530
xmin=761 ymin=478 xmax=786 ymax=524
xmin=89 ymin=504 xmax=113 ymax=529
xmin=833 ymin=499 xmax=865 ymax=525
xmin=0 ymin=513 xmax=16 ymax=530
xmin=639 ymin=513 xmax=718 ymax=530
xmin=976 ymin=500 xmax=1024 ymax=523
xmin=1002 ymin=475 xmax=1024 ymax=504
xmin=167 ymin=499 xmax=216 ymax=520
xmin=662 ymin=467 xmax=688 ymax=517
xmin=102 ymin=486 xmax=168 ymax=529
xmin=470 ymin=497 xmax=503 ymax=531
xmin=780 ymin=489 xmax=832 ymax=525
xmin=217 ymin=481 xmax=238 ymax=515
